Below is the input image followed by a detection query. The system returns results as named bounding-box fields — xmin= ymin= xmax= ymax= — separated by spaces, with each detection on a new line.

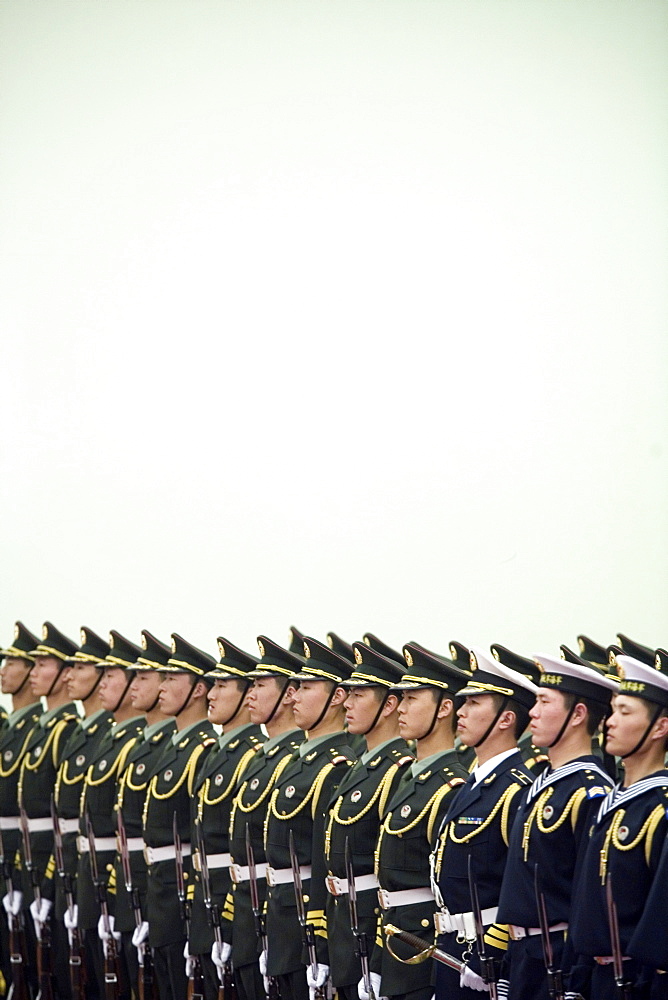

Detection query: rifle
xmin=469 ymin=854 xmax=499 ymax=999
xmin=605 ymin=874 xmax=633 ymax=1000
xmin=0 ymin=819 xmax=29 ymax=1000
xmin=19 ymin=800 xmax=54 ymax=1000
xmin=288 ymin=830 xmax=325 ymax=1000
xmin=116 ymin=807 xmax=158 ymax=1000
xmin=383 ymin=923 xmax=465 ymax=972
xmin=533 ymin=864 xmax=565 ymax=1000
xmin=173 ymin=813 xmax=205 ymax=1000
xmin=245 ymin=824 xmax=280 ymax=1000
xmin=195 ymin=819 xmax=228 ymax=1000
xmin=86 ymin=811 xmax=126 ymax=1000
xmin=51 ymin=797 xmax=85 ymax=1000
xmin=345 ymin=837 xmax=375 ymax=1000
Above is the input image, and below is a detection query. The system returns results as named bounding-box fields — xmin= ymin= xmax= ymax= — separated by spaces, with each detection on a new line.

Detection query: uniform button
xmin=421 ymin=919 xmax=429 ymax=928
xmin=304 ymin=895 xmax=309 ymax=903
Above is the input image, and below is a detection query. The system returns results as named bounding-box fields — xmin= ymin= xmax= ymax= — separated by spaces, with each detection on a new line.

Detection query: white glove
xmin=97 ymin=913 xmax=121 ymax=957
xmin=307 ymin=963 xmax=330 ymax=1000
xmin=63 ymin=903 xmax=78 ymax=947
xmin=29 ymin=897 xmax=52 ymax=939
xmin=132 ymin=920 xmax=149 ymax=949
xmin=211 ymin=939 xmax=232 ymax=969
xmin=183 ymin=940 xmax=196 ymax=979
xmin=2 ymin=891 xmax=23 ymax=916
xmin=259 ymin=949 xmax=270 ymax=993
xmin=358 ymin=972 xmax=383 ymax=1000
xmin=460 ymin=965 xmax=489 ymax=991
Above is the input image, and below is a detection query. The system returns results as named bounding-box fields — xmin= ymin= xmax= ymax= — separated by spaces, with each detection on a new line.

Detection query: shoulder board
xmin=368 ymin=756 xmax=382 ymax=768
xmin=510 ymin=768 xmax=533 ymax=786
xmin=227 ymin=739 xmax=240 ymax=750
xmin=331 ymin=755 xmax=353 ymax=766
xmin=397 ymin=755 xmax=414 ymax=767
xmin=586 ymin=784 xmax=608 ymax=799
xmin=253 ymin=742 xmax=265 ymax=753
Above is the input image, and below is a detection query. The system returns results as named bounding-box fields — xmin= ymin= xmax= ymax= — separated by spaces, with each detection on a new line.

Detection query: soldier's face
xmin=66 ymin=662 xmax=102 ymax=701
xmin=606 ymin=694 xmax=655 ymax=757
xmin=529 ymin=689 xmax=569 ymax=747
xmin=0 ymin=656 xmax=32 ymax=695
xmin=130 ymin=671 xmax=162 ymax=712
xmin=456 ymin=693 xmax=497 ymax=747
xmin=397 ymin=688 xmax=438 ymax=740
xmin=157 ymin=672 xmax=194 ymax=715
xmin=344 ymin=687 xmax=381 ymax=735
xmin=99 ymin=666 xmax=129 ymax=710
xmin=207 ymin=678 xmax=246 ymax=724
xmin=291 ymin=679 xmax=331 ymax=731
xmin=29 ymin=655 xmax=68 ymax=697
xmin=247 ymin=677 xmax=284 ymax=724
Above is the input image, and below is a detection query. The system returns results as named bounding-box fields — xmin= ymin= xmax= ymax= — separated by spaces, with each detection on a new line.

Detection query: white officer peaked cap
xmin=614 ymin=654 xmax=668 ymax=708
xmin=459 ymin=646 xmax=539 ymax=709
xmin=533 ymin=651 xmax=619 ymax=706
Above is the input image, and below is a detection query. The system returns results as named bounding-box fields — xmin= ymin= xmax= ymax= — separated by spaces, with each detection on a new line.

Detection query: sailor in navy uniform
xmin=0 ymin=622 xmax=41 ymax=993
xmin=367 ymin=644 xmax=470 ymax=1000
xmin=496 ymin=653 xmax=618 ymax=1000
xmin=140 ymin=634 xmax=217 ymax=1000
xmin=264 ymin=637 xmax=356 ymax=1000
xmin=188 ymin=637 xmax=264 ymax=1000
xmin=570 ymin=650 xmax=668 ymax=999
xmin=17 ymin=622 xmax=80 ymax=997
xmin=113 ymin=630 xmax=176 ymax=997
xmin=432 ymin=646 xmax=539 ymax=998
xmin=322 ymin=641 xmax=412 ymax=1000
xmin=77 ymin=631 xmax=145 ymax=1000
xmin=225 ymin=636 xmax=304 ymax=1000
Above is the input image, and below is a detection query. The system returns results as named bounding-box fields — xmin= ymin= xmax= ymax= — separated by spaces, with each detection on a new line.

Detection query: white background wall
xmin=1 ymin=1 xmax=666 ymax=676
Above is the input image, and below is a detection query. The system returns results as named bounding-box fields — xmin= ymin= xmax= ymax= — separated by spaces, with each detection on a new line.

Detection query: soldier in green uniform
xmin=18 ymin=622 xmax=80 ymax=997
xmin=321 ymin=640 xmax=412 ymax=1000
xmin=264 ymin=636 xmax=356 ymax=1000
xmin=113 ymin=630 xmax=175 ymax=998
xmin=77 ymin=631 xmax=145 ymax=999
xmin=188 ymin=636 xmax=264 ymax=1000
xmin=224 ymin=636 xmax=304 ymax=1000
xmin=366 ymin=643 xmax=470 ymax=1000
xmin=139 ymin=634 xmax=217 ymax=1000
xmin=45 ymin=626 xmax=114 ymax=1000
xmin=0 ymin=622 xmax=41 ymax=993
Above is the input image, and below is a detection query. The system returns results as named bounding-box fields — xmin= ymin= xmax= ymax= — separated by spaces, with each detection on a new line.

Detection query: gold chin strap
xmin=384 ymin=923 xmax=434 ymax=965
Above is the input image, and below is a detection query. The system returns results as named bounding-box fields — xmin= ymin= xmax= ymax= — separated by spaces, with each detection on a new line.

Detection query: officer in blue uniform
xmin=367 ymin=644 xmax=470 ymax=1000
xmin=570 ymin=649 xmax=668 ymax=999
xmin=432 ymin=646 xmax=539 ymax=998
xmin=496 ymin=653 xmax=618 ymax=1000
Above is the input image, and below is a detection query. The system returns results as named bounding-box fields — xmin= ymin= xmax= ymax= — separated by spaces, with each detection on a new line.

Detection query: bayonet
xmin=289 ymin=830 xmax=325 ymax=1000
xmin=86 ymin=811 xmax=124 ymax=1000
xmin=19 ymin=798 xmax=54 ymax=1000
xmin=173 ymin=813 xmax=204 ymax=1000
xmin=345 ymin=837 xmax=375 ymax=1000
xmin=0 ymin=818 xmax=29 ymax=1000
xmin=246 ymin=824 xmax=280 ymax=1000
xmin=534 ymin=864 xmax=565 ymax=1000
xmin=195 ymin=819 xmax=227 ymax=1000
xmin=469 ymin=854 xmax=499 ymax=999
xmin=117 ymin=807 xmax=157 ymax=1000
xmin=51 ymin=797 xmax=85 ymax=1000
xmin=605 ymin=873 xmax=633 ymax=1000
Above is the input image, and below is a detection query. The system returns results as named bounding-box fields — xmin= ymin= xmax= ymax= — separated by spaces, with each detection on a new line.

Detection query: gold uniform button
xmin=421 ymin=919 xmax=429 ymax=928
xmin=303 ymin=895 xmax=309 ymax=903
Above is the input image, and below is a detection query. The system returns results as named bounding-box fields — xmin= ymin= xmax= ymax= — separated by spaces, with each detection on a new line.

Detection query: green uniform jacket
xmin=17 ymin=703 xmax=80 ymax=904
xmin=77 ymin=716 xmax=145 ymax=930
xmin=112 ymin=719 xmax=176 ymax=933
xmin=370 ymin=747 xmax=468 ymax=998
xmin=226 ymin=729 xmax=304 ymax=967
xmin=188 ymin=724 xmax=264 ymax=955
xmin=0 ymin=704 xmax=41 ymax=892
xmin=323 ymin=738 xmax=413 ymax=988
xmin=142 ymin=721 xmax=217 ymax=949
xmin=45 ymin=711 xmax=115 ymax=915
xmin=264 ymin=731 xmax=356 ymax=978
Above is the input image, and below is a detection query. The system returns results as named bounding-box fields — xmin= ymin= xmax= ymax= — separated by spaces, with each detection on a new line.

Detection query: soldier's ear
xmin=331 ymin=685 xmax=348 ymax=707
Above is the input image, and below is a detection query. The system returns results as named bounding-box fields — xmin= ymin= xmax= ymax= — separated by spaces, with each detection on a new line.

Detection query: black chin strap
xmin=221 ymin=682 xmax=252 ymax=727
xmin=46 ymin=662 xmax=67 ymax=698
xmin=361 ymin=688 xmax=390 ymax=736
xmin=414 ymin=690 xmax=445 ymax=742
xmin=14 ymin=663 xmax=32 ymax=696
xmin=309 ymin=684 xmax=338 ymax=732
xmin=546 ymin=701 xmax=577 ymax=749
xmin=471 ymin=696 xmax=510 ymax=749
xmin=264 ymin=678 xmax=291 ymax=726
xmin=81 ymin=669 xmax=103 ymax=705
xmin=112 ymin=671 xmax=136 ymax=714
xmin=620 ymin=704 xmax=663 ymax=760
xmin=175 ymin=676 xmax=199 ymax=717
